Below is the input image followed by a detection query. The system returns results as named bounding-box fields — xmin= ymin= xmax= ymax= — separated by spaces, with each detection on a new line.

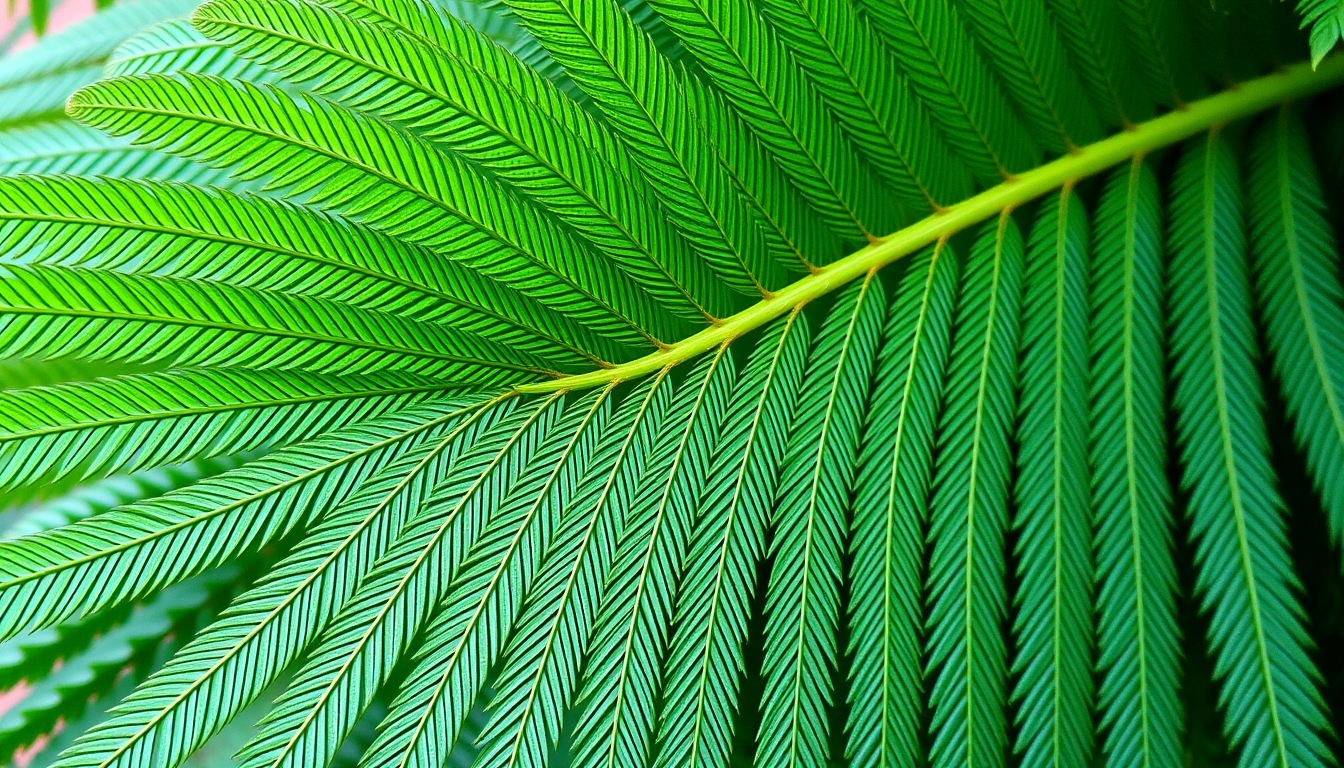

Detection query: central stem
xmin=517 ymin=56 xmax=1344 ymax=394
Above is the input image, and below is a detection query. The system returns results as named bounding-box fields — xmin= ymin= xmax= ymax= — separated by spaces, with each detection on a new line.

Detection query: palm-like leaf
xmin=3 ymin=2 xmax=1344 ymax=768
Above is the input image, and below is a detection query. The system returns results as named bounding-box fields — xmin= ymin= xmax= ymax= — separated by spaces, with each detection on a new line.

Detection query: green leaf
xmin=0 ymin=122 xmax=233 ymax=182
xmin=846 ymin=243 xmax=958 ymax=768
xmin=104 ymin=18 xmax=280 ymax=80
xmin=864 ymin=0 xmax=1040 ymax=182
xmin=1167 ymin=130 xmax=1330 ymax=768
xmin=0 ymin=174 xmax=619 ymax=367
xmin=926 ymin=213 xmax=1024 ymax=768
xmin=654 ymin=310 xmax=809 ymax=768
xmin=47 ymin=395 xmax=509 ymax=768
xmin=1248 ymin=107 xmax=1344 ymax=571
xmin=0 ymin=396 xmax=488 ymax=641
xmin=471 ymin=373 xmax=677 ymax=768
xmin=1010 ymin=185 xmax=1094 ymax=767
xmin=1090 ymin=158 xmax=1182 ymax=768
xmin=643 ymin=0 xmax=900 ymax=244
xmin=569 ymin=348 xmax=735 ymax=768
xmin=190 ymin=0 xmax=737 ymax=323
xmin=500 ymin=0 xmax=791 ymax=295
xmin=1040 ymin=0 xmax=1152 ymax=126
xmin=0 ymin=265 xmax=555 ymax=382
xmin=234 ymin=397 xmax=556 ymax=768
xmin=355 ymin=389 xmax=611 ymax=768
xmin=1296 ymin=0 xmax=1344 ymax=67
xmin=0 ymin=368 xmax=455 ymax=492
xmin=759 ymin=274 xmax=884 ymax=768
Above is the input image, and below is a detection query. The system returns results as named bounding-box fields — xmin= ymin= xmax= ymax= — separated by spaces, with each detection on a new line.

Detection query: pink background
xmin=2 ymin=0 xmax=99 ymax=53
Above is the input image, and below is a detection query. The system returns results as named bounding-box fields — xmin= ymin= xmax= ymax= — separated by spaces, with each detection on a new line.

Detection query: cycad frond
xmin=847 ymin=243 xmax=957 ymax=768
xmin=643 ymin=0 xmax=898 ymax=243
xmin=0 ymin=368 xmax=454 ymax=492
xmin=48 ymin=396 xmax=509 ymax=768
xmin=925 ymin=214 xmax=1023 ymax=768
xmin=1297 ymin=0 xmax=1344 ymax=66
xmin=1247 ymin=107 xmax=1344 ymax=568
xmin=1168 ymin=130 xmax=1330 ymax=768
xmin=104 ymin=18 xmax=277 ymax=80
xmin=1090 ymin=158 xmax=1181 ymax=768
xmin=0 ymin=121 xmax=229 ymax=179
xmin=1040 ymin=0 xmax=1151 ymax=126
xmin=0 ymin=265 xmax=556 ymax=381
xmin=655 ymin=312 xmax=809 ymax=768
xmin=863 ymin=0 xmax=1040 ymax=182
xmin=568 ymin=350 xmax=734 ymax=768
xmin=1010 ymin=184 xmax=1093 ymax=767
xmin=189 ymin=0 xmax=736 ymax=322
xmin=357 ymin=389 xmax=611 ymax=768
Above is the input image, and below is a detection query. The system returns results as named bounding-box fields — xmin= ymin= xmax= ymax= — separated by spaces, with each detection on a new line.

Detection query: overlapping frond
xmin=0 ymin=121 xmax=229 ymax=180
xmin=1247 ymin=107 xmax=1344 ymax=567
xmin=1010 ymin=185 xmax=1093 ymax=768
xmin=1040 ymin=0 xmax=1151 ymax=126
xmin=846 ymin=243 xmax=957 ymax=768
xmin=104 ymin=18 xmax=277 ymax=79
xmin=0 ymin=368 xmax=455 ymax=492
xmin=1168 ymin=130 xmax=1330 ymax=768
xmin=758 ymin=275 xmax=883 ymax=768
xmin=655 ymin=312 xmax=809 ymax=768
xmin=925 ymin=214 xmax=1023 ymax=768
xmin=1090 ymin=158 xmax=1181 ymax=768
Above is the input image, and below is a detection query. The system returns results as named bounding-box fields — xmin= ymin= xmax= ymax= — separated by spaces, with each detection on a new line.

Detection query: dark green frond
xmin=959 ymin=0 xmax=1102 ymax=152
xmin=643 ymin=0 xmax=899 ymax=244
xmin=655 ymin=311 xmax=809 ymax=768
xmin=1167 ymin=130 xmax=1330 ymax=768
xmin=1090 ymin=158 xmax=1182 ymax=768
xmin=759 ymin=275 xmax=883 ymax=768
xmin=1010 ymin=185 xmax=1093 ymax=768
xmin=864 ymin=0 xmax=1040 ymax=182
xmin=1113 ymin=0 xmax=1202 ymax=107
xmin=498 ymin=0 xmax=791 ymax=296
xmin=847 ymin=242 xmax=958 ymax=768
xmin=756 ymin=0 xmax=972 ymax=211
xmin=1040 ymin=0 xmax=1151 ymax=126
xmin=926 ymin=213 xmax=1024 ymax=768
xmin=1248 ymin=107 xmax=1344 ymax=570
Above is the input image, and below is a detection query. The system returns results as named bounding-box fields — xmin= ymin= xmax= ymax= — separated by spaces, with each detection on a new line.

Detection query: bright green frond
xmin=1167 ymin=130 xmax=1330 ymax=768
xmin=1010 ymin=185 xmax=1094 ymax=768
xmin=0 ymin=264 xmax=557 ymax=382
xmin=759 ymin=275 xmax=883 ymax=768
xmin=864 ymin=0 xmax=1040 ymax=182
xmin=846 ymin=242 xmax=958 ymax=768
xmin=500 ymin=0 xmax=790 ymax=295
xmin=643 ymin=0 xmax=899 ymax=244
xmin=357 ymin=389 xmax=610 ymax=768
xmin=1297 ymin=0 xmax=1344 ymax=67
xmin=0 ymin=368 xmax=454 ymax=492
xmin=1248 ymin=107 xmax=1344 ymax=570
xmin=569 ymin=350 xmax=735 ymax=768
xmin=655 ymin=311 xmax=809 ymax=768
xmin=959 ymin=0 xmax=1102 ymax=152
xmin=189 ymin=0 xmax=736 ymax=322
xmin=472 ymin=374 xmax=674 ymax=768
xmin=47 ymin=396 xmax=508 ymax=768
xmin=0 ymin=396 xmax=488 ymax=643
xmin=68 ymin=73 xmax=678 ymax=348
xmin=0 ymin=174 xmax=621 ymax=367
xmin=756 ymin=0 xmax=972 ymax=211
xmin=925 ymin=213 xmax=1023 ymax=768
xmin=235 ymin=399 xmax=555 ymax=768
xmin=1090 ymin=157 xmax=1181 ymax=768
